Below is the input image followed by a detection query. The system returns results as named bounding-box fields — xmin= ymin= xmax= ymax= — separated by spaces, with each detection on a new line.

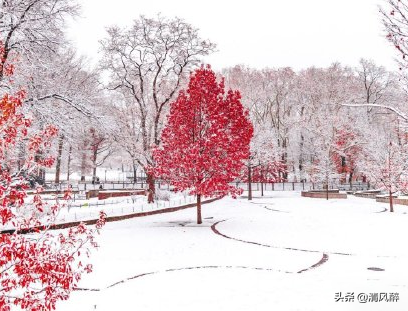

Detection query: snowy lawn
xmin=7 ymin=192 xmax=196 ymax=229
xmin=57 ymin=191 xmax=408 ymax=311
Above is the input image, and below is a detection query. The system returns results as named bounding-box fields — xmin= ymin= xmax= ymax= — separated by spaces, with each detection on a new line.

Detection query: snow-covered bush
xmin=154 ymin=188 xmax=171 ymax=201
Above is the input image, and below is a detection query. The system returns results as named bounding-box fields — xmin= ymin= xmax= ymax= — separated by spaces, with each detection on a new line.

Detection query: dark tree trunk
xmin=146 ymin=172 xmax=155 ymax=203
xmin=34 ymin=151 xmax=45 ymax=185
xmin=389 ymin=189 xmax=394 ymax=212
xmin=92 ymin=147 xmax=98 ymax=180
xmin=80 ymin=152 xmax=86 ymax=182
xmin=67 ymin=146 xmax=72 ymax=182
xmin=197 ymin=194 xmax=202 ymax=224
xmin=282 ymin=139 xmax=288 ymax=181
xmin=248 ymin=165 xmax=252 ymax=200
xmin=348 ymin=170 xmax=353 ymax=188
xmin=133 ymin=162 xmax=137 ymax=183
xmin=55 ymin=135 xmax=64 ymax=183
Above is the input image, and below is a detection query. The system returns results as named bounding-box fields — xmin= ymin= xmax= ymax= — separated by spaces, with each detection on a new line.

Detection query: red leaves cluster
xmin=0 ymin=86 xmax=104 ymax=309
xmin=332 ymin=128 xmax=361 ymax=180
xmin=154 ymin=66 xmax=253 ymax=198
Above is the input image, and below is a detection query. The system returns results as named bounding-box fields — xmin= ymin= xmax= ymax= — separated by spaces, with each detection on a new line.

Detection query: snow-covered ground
xmin=2 ymin=191 xmax=196 ymax=230
xmin=53 ymin=192 xmax=196 ymax=224
xmin=57 ymin=191 xmax=408 ymax=311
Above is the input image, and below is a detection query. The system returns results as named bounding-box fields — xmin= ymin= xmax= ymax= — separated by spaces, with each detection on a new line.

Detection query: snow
xmin=56 ymin=191 xmax=408 ymax=311
xmin=44 ymin=167 xmax=143 ymax=182
xmin=24 ymin=192 xmax=196 ymax=225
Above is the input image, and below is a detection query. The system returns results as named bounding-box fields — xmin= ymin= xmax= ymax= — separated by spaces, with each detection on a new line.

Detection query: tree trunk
xmin=248 ymin=165 xmax=252 ymax=200
xmin=133 ymin=162 xmax=137 ymax=183
xmin=92 ymin=146 xmax=98 ymax=181
xmin=261 ymin=181 xmax=264 ymax=197
xmin=146 ymin=172 xmax=155 ymax=203
xmin=34 ymin=151 xmax=45 ymax=185
xmin=282 ymin=138 xmax=288 ymax=181
xmin=389 ymin=189 xmax=394 ymax=212
xmin=55 ymin=135 xmax=64 ymax=183
xmin=348 ymin=170 xmax=353 ymax=190
xmin=92 ymin=166 xmax=97 ymax=181
xmin=197 ymin=194 xmax=202 ymax=224
xmin=67 ymin=146 xmax=72 ymax=182
xmin=80 ymin=152 xmax=86 ymax=182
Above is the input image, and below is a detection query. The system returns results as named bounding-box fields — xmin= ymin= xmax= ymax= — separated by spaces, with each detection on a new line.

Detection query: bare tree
xmin=100 ymin=15 xmax=215 ymax=202
xmin=343 ymin=59 xmax=407 ymax=121
xmin=0 ymin=0 xmax=78 ymax=83
xmin=21 ymin=48 xmax=105 ymax=183
xmin=380 ymin=0 xmax=408 ymax=67
xmin=343 ymin=2 xmax=408 ymax=120
xmin=89 ymin=127 xmax=113 ymax=181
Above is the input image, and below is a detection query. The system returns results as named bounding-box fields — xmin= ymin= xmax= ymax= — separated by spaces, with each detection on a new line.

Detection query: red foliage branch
xmin=332 ymin=128 xmax=361 ymax=181
xmin=0 ymin=60 xmax=105 ymax=311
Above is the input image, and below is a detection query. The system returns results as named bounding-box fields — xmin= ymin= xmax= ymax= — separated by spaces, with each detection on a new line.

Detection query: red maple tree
xmin=0 ymin=58 xmax=105 ymax=311
xmin=332 ymin=128 xmax=361 ymax=183
xmin=154 ymin=66 xmax=253 ymax=224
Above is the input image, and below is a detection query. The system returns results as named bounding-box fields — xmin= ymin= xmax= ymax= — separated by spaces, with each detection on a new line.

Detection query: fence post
xmin=292 ymin=182 xmax=295 ymax=191
xmin=272 ymin=183 xmax=274 ymax=191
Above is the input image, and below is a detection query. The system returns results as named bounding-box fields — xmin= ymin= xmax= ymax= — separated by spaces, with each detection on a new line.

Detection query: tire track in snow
xmin=249 ymin=202 xmax=291 ymax=213
xmin=297 ymin=253 xmax=329 ymax=273
xmin=211 ymin=220 xmax=350 ymax=256
xmin=74 ymin=265 xmax=293 ymax=292
xmin=210 ymin=220 xmax=332 ymax=274
xmin=263 ymin=206 xmax=290 ymax=213
xmin=211 ymin=219 xmax=397 ymax=261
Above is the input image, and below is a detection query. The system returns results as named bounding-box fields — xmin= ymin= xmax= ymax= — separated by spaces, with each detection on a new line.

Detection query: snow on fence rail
xmin=233 ymin=182 xmax=370 ymax=192
xmin=44 ymin=181 xmax=147 ymax=191
xmin=42 ymin=181 xmax=370 ymax=192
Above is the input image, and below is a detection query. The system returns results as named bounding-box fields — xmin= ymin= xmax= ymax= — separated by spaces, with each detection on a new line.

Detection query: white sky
xmin=66 ymin=0 xmax=398 ymax=71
